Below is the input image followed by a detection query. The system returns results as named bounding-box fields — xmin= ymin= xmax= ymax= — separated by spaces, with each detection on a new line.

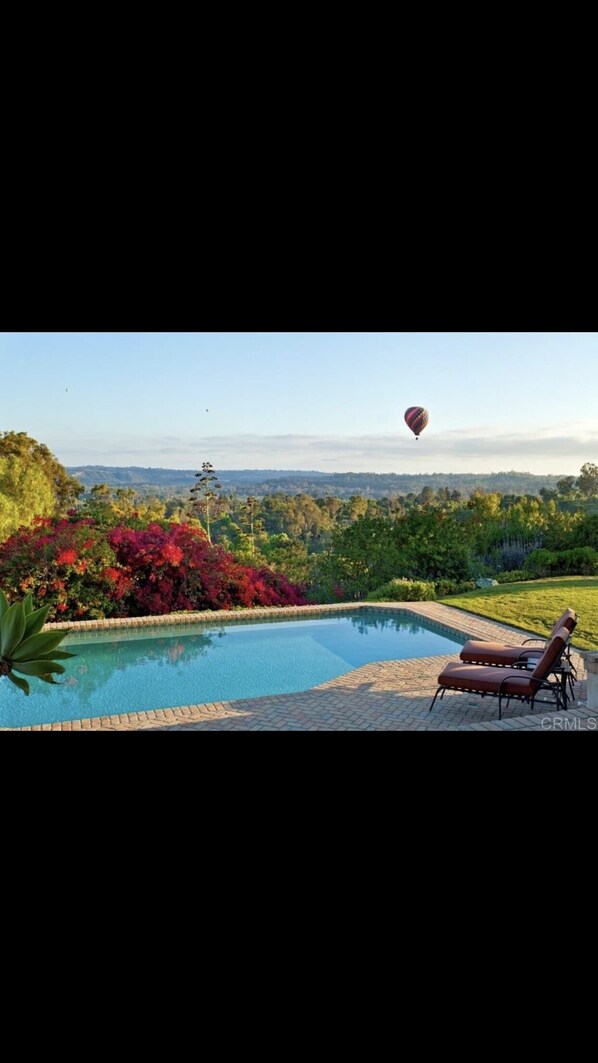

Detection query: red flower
xmin=102 ymin=567 xmax=122 ymax=583
xmin=160 ymin=544 xmax=184 ymax=566
xmin=56 ymin=549 xmax=78 ymax=566
xmin=56 ymin=602 xmax=68 ymax=613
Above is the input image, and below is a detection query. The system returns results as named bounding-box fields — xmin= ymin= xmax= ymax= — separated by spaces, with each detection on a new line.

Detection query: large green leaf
xmin=7 ymin=671 xmax=30 ymax=695
xmin=10 ymin=630 xmax=72 ymax=662
xmin=22 ymin=591 xmax=34 ymax=615
xmin=0 ymin=601 xmax=26 ymax=658
xmin=0 ymin=589 xmax=10 ymax=621
xmin=23 ymin=603 xmax=52 ymax=639
xmin=11 ymin=660 xmax=66 ymax=677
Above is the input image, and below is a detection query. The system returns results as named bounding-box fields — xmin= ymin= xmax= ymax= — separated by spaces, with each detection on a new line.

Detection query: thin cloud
xmin=52 ymin=422 xmax=598 ymax=475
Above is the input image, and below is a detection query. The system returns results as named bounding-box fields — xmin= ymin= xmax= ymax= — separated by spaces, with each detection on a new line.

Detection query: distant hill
xmin=68 ymin=466 xmax=567 ymax=499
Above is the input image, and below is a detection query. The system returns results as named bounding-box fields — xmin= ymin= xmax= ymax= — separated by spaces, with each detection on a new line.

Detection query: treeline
xmin=3 ymin=473 xmax=598 ymax=619
xmin=3 ymin=432 xmax=598 ymax=620
xmin=67 ymin=465 xmax=569 ymax=499
xmin=67 ymin=466 xmax=317 ymax=488
xmin=72 ymin=465 xmax=598 ymax=597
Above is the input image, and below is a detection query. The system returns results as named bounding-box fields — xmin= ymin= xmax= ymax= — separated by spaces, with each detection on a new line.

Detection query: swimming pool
xmin=0 ymin=609 xmax=465 ymax=728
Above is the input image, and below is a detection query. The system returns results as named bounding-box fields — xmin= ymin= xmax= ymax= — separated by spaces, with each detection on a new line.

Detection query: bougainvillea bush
xmin=0 ymin=517 xmax=126 ymax=619
xmin=0 ymin=517 xmax=306 ymax=620
xmin=107 ymin=522 xmax=306 ymax=614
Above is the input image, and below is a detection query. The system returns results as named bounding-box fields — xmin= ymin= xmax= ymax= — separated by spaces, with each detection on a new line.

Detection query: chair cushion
xmin=460 ymin=641 xmax=541 ymax=666
xmin=460 ymin=612 xmax=576 ymax=667
xmin=530 ymin=627 xmax=570 ymax=679
xmin=437 ymin=662 xmax=537 ymax=697
xmin=549 ymin=608 xmax=577 ymax=638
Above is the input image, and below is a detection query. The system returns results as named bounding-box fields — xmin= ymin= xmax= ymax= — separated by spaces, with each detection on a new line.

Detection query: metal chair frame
xmin=429 ymin=672 xmax=566 ymax=721
xmin=462 ymin=641 xmax=577 ymax=704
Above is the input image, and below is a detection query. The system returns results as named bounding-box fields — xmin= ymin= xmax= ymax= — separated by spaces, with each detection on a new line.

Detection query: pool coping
xmin=2 ymin=602 xmax=593 ymax=731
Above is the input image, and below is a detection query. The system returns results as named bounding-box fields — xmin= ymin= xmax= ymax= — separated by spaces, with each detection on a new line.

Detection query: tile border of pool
xmin=2 ymin=602 xmax=592 ymax=731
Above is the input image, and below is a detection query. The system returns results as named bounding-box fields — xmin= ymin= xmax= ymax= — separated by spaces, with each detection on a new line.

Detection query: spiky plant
xmin=0 ymin=590 xmax=76 ymax=696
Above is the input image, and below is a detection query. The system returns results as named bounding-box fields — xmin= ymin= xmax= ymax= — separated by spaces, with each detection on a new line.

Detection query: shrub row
xmin=366 ymin=577 xmax=476 ymax=602
xmin=523 ymin=546 xmax=598 ymax=577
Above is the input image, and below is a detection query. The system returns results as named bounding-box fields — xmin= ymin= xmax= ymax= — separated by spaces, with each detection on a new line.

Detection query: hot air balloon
xmin=404 ymin=406 xmax=429 ymax=440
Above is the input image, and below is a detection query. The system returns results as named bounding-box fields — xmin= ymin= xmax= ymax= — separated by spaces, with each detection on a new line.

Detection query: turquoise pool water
xmin=0 ymin=610 xmax=464 ymax=728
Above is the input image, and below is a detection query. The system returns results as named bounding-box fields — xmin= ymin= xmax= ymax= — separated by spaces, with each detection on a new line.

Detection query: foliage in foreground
xmin=0 ymin=591 xmax=75 ymax=695
xmin=0 ymin=516 xmax=307 ymax=621
xmin=437 ymin=577 xmax=598 ymax=651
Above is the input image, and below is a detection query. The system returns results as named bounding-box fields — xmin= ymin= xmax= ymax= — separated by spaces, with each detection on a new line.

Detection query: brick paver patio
xmin=3 ymin=602 xmax=594 ymax=731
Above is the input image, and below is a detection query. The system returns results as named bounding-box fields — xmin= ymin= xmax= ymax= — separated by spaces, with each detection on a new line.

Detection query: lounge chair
xmin=459 ymin=607 xmax=577 ymax=667
xmin=429 ymin=625 xmax=572 ymax=720
xmin=458 ymin=603 xmax=582 ymax=701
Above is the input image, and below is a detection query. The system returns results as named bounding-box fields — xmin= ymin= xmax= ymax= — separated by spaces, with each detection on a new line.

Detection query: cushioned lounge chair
xmin=429 ymin=625 xmax=571 ymax=720
xmin=459 ymin=607 xmax=577 ymax=667
xmin=459 ymin=607 xmax=578 ymax=701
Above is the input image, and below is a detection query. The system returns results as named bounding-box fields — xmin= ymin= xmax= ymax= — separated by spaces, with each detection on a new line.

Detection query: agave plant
xmin=0 ymin=589 xmax=76 ymax=695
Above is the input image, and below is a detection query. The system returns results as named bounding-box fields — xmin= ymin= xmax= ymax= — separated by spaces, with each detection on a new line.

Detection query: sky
xmin=1 ymin=331 xmax=597 ymax=475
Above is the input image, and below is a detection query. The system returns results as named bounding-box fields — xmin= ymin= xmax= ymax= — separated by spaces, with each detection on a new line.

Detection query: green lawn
xmin=438 ymin=577 xmax=598 ymax=651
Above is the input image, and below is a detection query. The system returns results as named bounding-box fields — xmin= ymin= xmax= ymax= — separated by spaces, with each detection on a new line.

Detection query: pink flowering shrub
xmin=0 ymin=517 xmax=306 ymax=619
xmin=107 ymin=523 xmax=306 ymax=614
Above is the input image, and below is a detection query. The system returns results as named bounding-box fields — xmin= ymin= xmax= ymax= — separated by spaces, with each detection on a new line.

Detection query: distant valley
xmin=68 ymin=466 xmax=567 ymax=499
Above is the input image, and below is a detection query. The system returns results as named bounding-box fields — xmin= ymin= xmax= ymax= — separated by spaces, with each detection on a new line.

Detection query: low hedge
xmin=366 ymin=578 xmax=437 ymax=602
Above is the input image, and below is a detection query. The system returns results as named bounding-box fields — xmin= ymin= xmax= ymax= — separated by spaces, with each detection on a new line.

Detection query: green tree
xmin=80 ymin=483 xmax=116 ymax=524
xmin=534 ymin=500 xmax=580 ymax=551
xmin=569 ymin=513 xmax=598 ymax=548
xmin=261 ymin=534 xmax=312 ymax=585
xmin=317 ymin=497 xmax=343 ymax=522
xmin=577 ymin=463 xmax=598 ymax=499
xmin=379 ymin=496 xmax=407 ymax=521
xmin=320 ymin=516 xmax=405 ymax=599
xmin=260 ymin=494 xmax=331 ymax=546
xmin=555 ymin=476 xmax=578 ymax=498
xmin=164 ymin=496 xmax=188 ymax=521
xmin=342 ymin=496 xmax=369 ymax=525
xmin=79 ymin=484 xmax=168 ymax=527
xmin=399 ymin=508 xmax=473 ymax=582
xmin=0 ymin=430 xmax=83 ymax=541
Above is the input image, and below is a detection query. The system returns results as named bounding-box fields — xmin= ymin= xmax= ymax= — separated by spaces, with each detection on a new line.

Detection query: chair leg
xmin=429 ymin=687 xmax=442 ymax=712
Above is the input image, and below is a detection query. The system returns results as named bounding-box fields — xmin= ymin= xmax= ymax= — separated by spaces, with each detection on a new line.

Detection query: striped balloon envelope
xmin=404 ymin=406 xmax=429 ymax=440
